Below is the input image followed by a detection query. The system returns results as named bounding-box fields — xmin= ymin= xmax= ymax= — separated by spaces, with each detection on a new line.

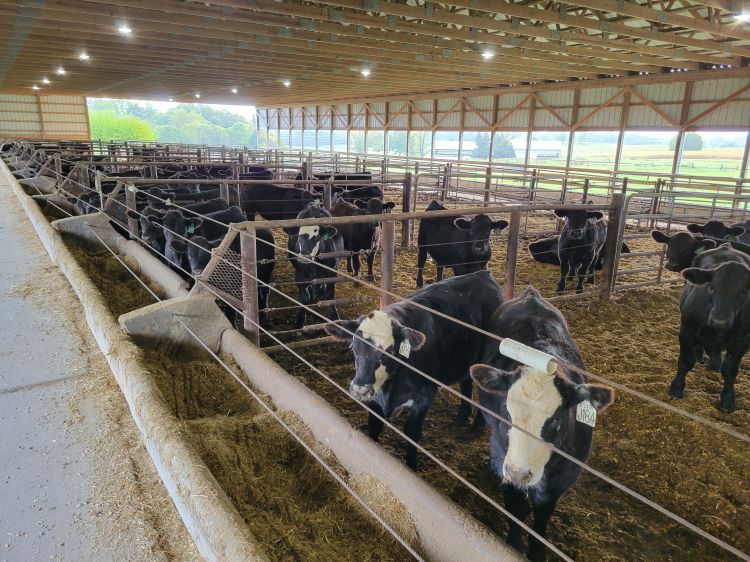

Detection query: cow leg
xmin=707 ymin=352 xmax=723 ymax=372
xmin=416 ymin=246 xmax=427 ymax=287
xmin=527 ymin=498 xmax=559 ymax=562
xmin=456 ymin=378 xmax=473 ymax=424
xmin=324 ymin=282 xmax=340 ymax=322
xmin=669 ymin=328 xmax=697 ymax=399
xmin=556 ymin=260 xmax=569 ymax=293
xmin=503 ymin=485 xmax=530 ymax=552
xmin=575 ymin=263 xmax=586 ymax=294
xmin=366 ymin=400 xmax=385 ymax=442
xmin=258 ymin=286 xmax=270 ymax=326
xmin=719 ymin=349 xmax=742 ymax=413
xmin=365 ymin=250 xmax=376 ymax=282
xmin=346 ymin=256 xmax=353 ymax=274
xmin=351 ymin=253 xmax=361 ymax=278
xmin=436 ymin=265 xmax=444 ymax=282
xmin=295 ymin=284 xmax=311 ymax=329
xmin=404 ymin=385 xmax=437 ymax=469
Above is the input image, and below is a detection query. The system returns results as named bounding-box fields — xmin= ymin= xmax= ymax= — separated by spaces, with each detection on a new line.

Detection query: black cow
xmin=339 ymin=185 xmax=384 ymax=203
xmin=416 ymin=200 xmax=508 ymax=288
xmin=288 ymin=203 xmax=344 ymax=328
xmin=157 ymin=206 xmax=245 ymax=270
xmin=687 ymin=220 xmax=746 ymax=242
xmin=650 ymin=230 xmax=719 ymax=273
xmin=554 ymin=206 xmax=606 ymax=293
xmin=325 ymin=270 xmax=504 ymax=468
xmin=470 ymin=287 xmax=614 ymax=561
xmin=241 ymin=183 xmax=318 ymax=224
xmin=671 ymin=243 xmax=750 ymax=412
xmin=529 ymin=236 xmax=630 ymax=268
xmin=187 ymin=229 xmax=276 ymax=325
xmin=330 ymin=198 xmax=395 ymax=280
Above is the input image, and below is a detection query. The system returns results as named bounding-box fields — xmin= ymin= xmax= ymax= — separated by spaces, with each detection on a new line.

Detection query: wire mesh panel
xmin=101 ymin=183 xmax=127 ymax=227
xmin=206 ymin=247 xmax=242 ymax=301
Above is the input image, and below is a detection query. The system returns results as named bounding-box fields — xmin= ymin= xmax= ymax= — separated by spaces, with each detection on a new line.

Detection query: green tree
xmin=388 ymin=131 xmax=408 ymax=155
xmin=493 ymin=133 xmax=516 ymax=159
xmin=409 ymin=132 xmax=431 ymax=157
xmin=350 ymin=131 xmax=365 ymax=153
xmin=472 ymin=132 xmax=491 ymax=159
xmin=669 ymin=132 xmax=703 ymax=151
xmin=89 ymin=110 xmax=156 ymax=141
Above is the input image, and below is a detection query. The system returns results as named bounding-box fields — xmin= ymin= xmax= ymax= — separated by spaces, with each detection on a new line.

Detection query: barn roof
xmin=1 ymin=0 xmax=750 ymax=106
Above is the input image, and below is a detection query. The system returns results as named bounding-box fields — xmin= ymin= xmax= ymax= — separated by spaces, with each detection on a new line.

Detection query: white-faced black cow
xmin=330 ymin=198 xmax=395 ymax=281
xmin=671 ymin=243 xmax=750 ymax=412
xmin=416 ymin=200 xmax=508 ymax=288
xmin=325 ymin=270 xmax=504 ymax=468
xmin=470 ymin=287 xmax=614 ymax=561
xmin=288 ymin=203 xmax=344 ymax=328
xmin=187 ymin=229 xmax=276 ymax=325
xmin=554 ymin=206 xmax=607 ymax=293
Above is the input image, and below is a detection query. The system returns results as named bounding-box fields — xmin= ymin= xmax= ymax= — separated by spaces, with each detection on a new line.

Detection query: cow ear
xmin=683 ymin=267 xmax=713 ymax=286
xmin=651 ymin=230 xmax=671 ymax=244
xmin=188 ymin=218 xmax=203 ymax=231
xmin=126 ymin=210 xmax=139 ymax=219
xmin=553 ymin=210 xmax=568 ymax=219
xmin=321 ymin=226 xmax=338 ymax=240
xmin=697 ymin=238 xmax=717 ymax=252
xmin=393 ymin=322 xmax=426 ymax=352
xmin=383 ymin=202 xmax=396 ymax=212
xmin=587 ymin=211 xmax=604 ymax=221
xmin=572 ymin=384 xmax=615 ymax=412
xmin=454 ymin=218 xmax=472 ymax=230
xmin=686 ymin=223 xmax=704 ymax=234
xmin=324 ymin=319 xmax=361 ymax=343
xmin=334 ymin=186 xmax=345 ymax=195
xmin=727 ymin=225 xmax=746 ymax=237
xmin=492 ymin=219 xmax=509 ymax=232
xmin=354 ymin=199 xmax=368 ymax=209
xmin=470 ymin=364 xmax=521 ymax=394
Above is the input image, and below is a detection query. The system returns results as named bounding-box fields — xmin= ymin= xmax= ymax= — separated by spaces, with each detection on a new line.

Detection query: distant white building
xmin=511 ymin=139 xmax=563 ymax=159
xmin=433 ymin=139 xmax=477 ymax=159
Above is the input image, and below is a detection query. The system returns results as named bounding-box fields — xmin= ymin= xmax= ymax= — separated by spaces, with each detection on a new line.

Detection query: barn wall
xmin=0 ymin=93 xmax=89 ymax=140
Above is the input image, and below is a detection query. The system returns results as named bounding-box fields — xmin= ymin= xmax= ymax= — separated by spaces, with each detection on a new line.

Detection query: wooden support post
xmin=529 ymin=169 xmax=539 ymax=202
xmin=125 ymin=185 xmax=138 ymax=239
xmin=381 ymin=158 xmax=387 ymax=181
xmin=54 ymin=154 xmax=62 ymax=185
xmin=220 ymin=181 xmax=230 ymax=205
xmin=401 ymin=172 xmax=412 ymax=248
xmin=380 ymin=221 xmax=395 ymax=310
xmin=503 ymin=211 xmax=522 ymax=300
xmin=94 ymin=172 xmax=103 ymax=211
xmin=621 ymin=177 xmax=629 ymax=195
xmin=581 ymin=178 xmax=590 ymax=203
xmin=149 ymin=162 xmax=158 ymax=179
xmin=483 ymin=166 xmax=492 ymax=207
xmin=241 ymin=228 xmax=261 ymax=346
xmin=599 ymin=193 xmax=626 ymax=301
xmin=323 ymin=183 xmax=332 ymax=210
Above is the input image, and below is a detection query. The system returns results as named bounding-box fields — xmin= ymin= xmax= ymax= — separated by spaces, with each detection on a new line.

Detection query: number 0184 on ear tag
xmin=576 ymin=401 xmax=597 ymax=428
xmin=399 ymin=341 xmax=411 ymax=358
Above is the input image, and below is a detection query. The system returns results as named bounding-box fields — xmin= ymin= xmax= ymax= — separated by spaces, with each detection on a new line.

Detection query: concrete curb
xmin=1 ymin=161 xmax=270 ymax=562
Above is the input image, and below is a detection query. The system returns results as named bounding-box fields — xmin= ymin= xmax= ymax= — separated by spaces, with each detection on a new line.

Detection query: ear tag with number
xmin=399 ymin=340 xmax=411 ymax=358
xmin=186 ymin=224 xmax=195 ymax=235
xmin=695 ymin=246 xmax=706 ymax=254
xmin=728 ymin=235 xmax=737 ymax=242
xmin=321 ymin=232 xmax=331 ymax=241
xmin=576 ymin=401 xmax=597 ymax=428
xmin=493 ymin=227 xmax=502 ymax=235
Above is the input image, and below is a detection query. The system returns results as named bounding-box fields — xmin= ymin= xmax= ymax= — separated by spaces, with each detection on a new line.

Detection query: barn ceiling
xmin=1 ymin=0 xmax=750 ymax=107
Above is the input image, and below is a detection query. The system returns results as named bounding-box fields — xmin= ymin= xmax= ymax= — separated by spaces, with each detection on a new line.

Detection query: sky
xmin=93 ymin=97 xmax=256 ymax=119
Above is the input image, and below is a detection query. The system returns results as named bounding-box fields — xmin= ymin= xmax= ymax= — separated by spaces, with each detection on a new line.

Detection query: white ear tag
xmin=399 ymin=340 xmax=411 ymax=358
xmin=576 ymin=401 xmax=597 ymax=427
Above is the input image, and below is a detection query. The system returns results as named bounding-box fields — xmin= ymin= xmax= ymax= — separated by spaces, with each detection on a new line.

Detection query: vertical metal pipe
xmin=241 ymin=227 xmax=261 ymax=346
xmin=483 ymin=166 xmax=492 ymax=207
xmin=380 ymin=221 xmax=395 ymax=309
xmin=503 ymin=211 xmax=522 ymax=300
xmin=125 ymin=184 xmax=138 ymax=239
xmin=600 ymin=193 xmax=626 ymax=301
xmin=220 ymin=181 xmax=230 ymax=205
xmin=323 ymin=183 xmax=332 ymax=210
xmin=581 ymin=178 xmax=590 ymax=203
xmin=401 ymin=172 xmax=412 ymax=248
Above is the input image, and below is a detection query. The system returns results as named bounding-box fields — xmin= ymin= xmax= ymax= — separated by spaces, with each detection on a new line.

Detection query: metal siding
xmin=639 ymin=82 xmax=685 ymax=103
xmin=537 ymin=90 xmax=574 ymax=106
xmin=367 ymin=102 xmax=386 ymax=129
xmin=470 ymin=95 xmax=494 ymax=110
xmin=579 ymin=87 xmax=621 ymax=106
xmin=334 ymin=104 xmax=348 ymax=129
xmin=689 ymin=100 xmax=750 ymax=127
xmin=534 ymin=109 xmax=563 ymax=129
xmin=389 ymin=101 xmax=408 ymax=129
xmin=497 ymin=92 xmax=529 ymax=109
xmin=501 ymin=108 xmax=529 ymax=129
xmin=319 ymin=108 xmax=332 ymax=129
xmin=350 ymin=103 xmax=365 ymax=129
xmin=303 ymin=106 xmax=317 ymax=129
xmin=627 ymin=104 xmax=672 ymax=128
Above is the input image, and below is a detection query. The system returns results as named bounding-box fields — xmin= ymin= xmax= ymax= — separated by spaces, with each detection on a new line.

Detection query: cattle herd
xmin=3 ymin=141 xmax=749 ymax=560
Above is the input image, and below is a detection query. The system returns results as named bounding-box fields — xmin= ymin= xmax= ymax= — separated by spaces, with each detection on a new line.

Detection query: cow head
xmin=127 ymin=207 xmax=166 ymax=253
xmin=325 ymin=311 xmax=426 ymax=402
xmin=186 ymin=235 xmax=218 ymax=276
xmin=294 ymin=225 xmax=338 ymax=258
xmin=151 ymin=210 xmax=201 ymax=267
xmin=687 ymin=220 xmax=745 ymax=240
xmin=683 ymin=259 xmax=750 ymax=331
xmin=554 ymin=209 xmax=603 ymax=241
xmin=454 ymin=214 xmax=509 ymax=256
xmin=470 ymin=364 xmax=614 ymax=487
xmin=650 ymin=230 xmax=717 ymax=272
xmin=354 ymin=199 xmax=397 ymax=215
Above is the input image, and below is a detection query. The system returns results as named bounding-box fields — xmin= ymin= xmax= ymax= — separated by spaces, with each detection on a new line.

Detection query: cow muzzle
xmin=708 ymin=314 xmax=733 ymax=331
xmin=349 ymin=382 xmax=375 ymax=401
xmin=472 ymin=242 xmax=489 ymax=256
xmin=569 ymin=230 xmax=584 ymax=240
xmin=502 ymin=463 xmax=533 ymax=486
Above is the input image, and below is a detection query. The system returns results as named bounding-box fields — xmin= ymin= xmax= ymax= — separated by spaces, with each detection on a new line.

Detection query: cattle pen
xmin=3 ymin=1 xmax=750 ymax=560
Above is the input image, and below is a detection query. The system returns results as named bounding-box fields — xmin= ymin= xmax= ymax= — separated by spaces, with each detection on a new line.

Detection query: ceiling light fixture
xmin=42 ymin=77 xmax=50 ymax=84
xmin=56 ymin=66 xmax=66 ymax=75
xmin=231 ymin=87 xmax=238 ymax=94
xmin=282 ymin=80 xmax=291 ymax=87
xmin=195 ymin=93 xmax=201 ymax=99
xmin=118 ymin=23 xmax=133 ymax=35
xmin=361 ymin=68 xmax=371 ymax=77
xmin=32 ymin=85 xmax=39 ymax=90
xmin=736 ymin=12 xmax=750 ymax=22
xmin=481 ymin=50 xmax=495 ymax=60
xmin=168 ymin=98 xmax=174 ymax=102
xmin=79 ymin=51 xmax=90 ymax=61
